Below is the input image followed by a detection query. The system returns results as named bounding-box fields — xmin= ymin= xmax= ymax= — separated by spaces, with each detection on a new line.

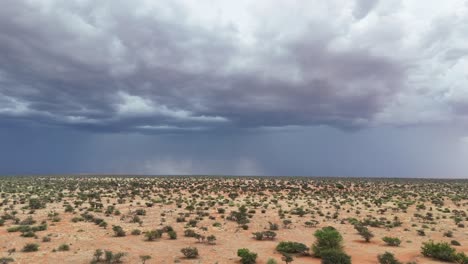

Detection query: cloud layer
xmin=1 ymin=0 xmax=467 ymax=132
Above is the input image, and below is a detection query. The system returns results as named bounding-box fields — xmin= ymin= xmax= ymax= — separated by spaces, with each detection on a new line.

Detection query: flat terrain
xmin=0 ymin=176 xmax=467 ymax=263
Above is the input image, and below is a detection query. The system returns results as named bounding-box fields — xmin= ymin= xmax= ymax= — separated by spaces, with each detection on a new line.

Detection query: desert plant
xmin=320 ymin=249 xmax=351 ymax=264
xmin=382 ymin=237 xmax=401 ymax=247
xmin=144 ymin=230 xmax=162 ymax=241
xmin=207 ymin=235 xmax=217 ymax=244
xmin=57 ymin=243 xmax=70 ymax=251
xmin=276 ymin=241 xmax=308 ymax=254
xmin=181 ymin=247 xmax=198 ymax=259
xmin=104 ymin=250 xmax=126 ymax=263
xmin=93 ymin=249 xmax=103 ymax=262
xmin=281 ymin=253 xmax=294 ymax=264
xmin=0 ymin=258 xmax=14 ymax=264
xmin=377 ymin=252 xmax=402 ymax=264
xmin=269 ymin=222 xmax=279 ymax=230
xmin=131 ymin=229 xmax=141 ymax=235
xmin=355 ymin=224 xmax=374 ymax=242
xmin=253 ymin=232 xmax=264 ymax=240
xmin=168 ymin=230 xmax=177 ymax=239
xmin=421 ymin=241 xmax=456 ymax=262
xmin=112 ymin=225 xmax=126 ymax=237
xmin=237 ymin=248 xmax=257 ymax=264
xmin=454 ymin=252 xmax=468 ymax=264
xmin=312 ymin=226 xmax=344 ymax=257
xmin=140 ymin=255 xmax=151 ymax=264
xmin=22 ymin=243 xmax=39 ymax=252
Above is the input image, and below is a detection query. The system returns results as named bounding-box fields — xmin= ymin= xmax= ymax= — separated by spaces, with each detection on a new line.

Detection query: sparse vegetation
xmin=0 ymin=176 xmax=465 ymax=263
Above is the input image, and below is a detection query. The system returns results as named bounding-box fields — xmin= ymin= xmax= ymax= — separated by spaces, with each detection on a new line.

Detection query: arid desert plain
xmin=0 ymin=176 xmax=467 ymax=264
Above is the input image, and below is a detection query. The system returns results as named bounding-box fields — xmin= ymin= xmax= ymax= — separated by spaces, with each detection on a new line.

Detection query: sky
xmin=1 ymin=0 xmax=468 ymax=178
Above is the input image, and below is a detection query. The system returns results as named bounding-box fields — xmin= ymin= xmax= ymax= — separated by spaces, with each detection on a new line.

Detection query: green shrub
xmin=454 ymin=252 xmax=468 ymax=264
xmin=184 ymin=229 xmax=196 ymax=237
xmin=354 ymin=224 xmax=374 ymax=242
xmin=377 ymin=252 xmax=402 ymax=264
xmin=443 ymin=231 xmax=453 ymax=237
xmin=168 ymin=230 xmax=177 ymax=239
xmin=0 ymin=257 xmax=14 ymax=264
xmin=112 ymin=225 xmax=126 ymax=237
xmin=421 ymin=241 xmax=456 ymax=262
xmin=312 ymin=226 xmax=343 ymax=257
xmin=269 ymin=222 xmax=279 ymax=230
xmin=28 ymin=198 xmax=44 ymax=209
xmin=382 ymin=237 xmax=401 ymax=247
xmin=22 ymin=243 xmax=39 ymax=252
xmin=57 ymin=244 xmax=70 ymax=251
xmin=237 ymin=248 xmax=257 ymax=264
xmin=281 ymin=253 xmax=294 ymax=264
xmin=181 ymin=247 xmax=198 ymax=259
xmin=320 ymin=249 xmax=351 ymax=264
xmin=253 ymin=232 xmax=264 ymax=240
xmin=207 ymin=235 xmax=217 ymax=244
xmin=276 ymin=241 xmax=308 ymax=254
xmin=103 ymin=251 xmax=126 ymax=263
xmin=144 ymin=230 xmax=162 ymax=241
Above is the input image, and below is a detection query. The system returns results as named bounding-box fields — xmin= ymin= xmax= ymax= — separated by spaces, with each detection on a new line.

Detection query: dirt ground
xmin=0 ymin=176 xmax=466 ymax=264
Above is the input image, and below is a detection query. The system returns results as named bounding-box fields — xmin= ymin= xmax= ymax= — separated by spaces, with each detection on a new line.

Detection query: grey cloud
xmin=353 ymin=0 xmax=379 ymax=19
xmin=0 ymin=0 xmax=451 ymax=133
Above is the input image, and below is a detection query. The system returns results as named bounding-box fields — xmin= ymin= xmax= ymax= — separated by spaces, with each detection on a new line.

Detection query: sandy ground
xmin=0 ymin=177 xmax=467 ymax=264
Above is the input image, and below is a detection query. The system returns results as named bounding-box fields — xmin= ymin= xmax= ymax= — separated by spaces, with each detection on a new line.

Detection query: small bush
xmin=184 ymin=229 xmax=196 ymax=237
xmin=57 ymin=244 xmax=70 ymax=251
xmin=168 ymin=230 xmax=177 ymax=239
xmin=181 ymin=247 xmax=198 ymax=259
xmin=207 ymin=235 xmax=217 ymax=244
xmin=321 ymin=249 xmax=351 ymax=264
xmin=377 ymin=252 xmax=402 ymax=264
xmin=454 ymin=252 xmax=468 ymax=264
xmin=282 ymin=253 xmax=294 ymax=264
xmin=276 ymin=241 xmax=308 ymax=254
xmin=22 ymin=243 xmax=39 ymax=252
xmin=312 ymin=226 xmax=343 ymax=257
xmin=112 ymin=225 xmax=126 ymax=237
xmin=0 ymin=257 xmax=14 ymax=264
xmin=382 ymin=237 xmax=401 ymax=247
xmin=354 ymin=224 xmax=374 ymax=242
xmin=443 ymin=231 xmax=453 ymax=237
xmin=237 ymin=248 xmax=257 ymax=264
xmin=103 ymin=251 xmax=126 ymax=263
xmin=421 ymin=241 xmax=456 ymax=262
xmin=144 ymin=230 xmax=162 ymax=241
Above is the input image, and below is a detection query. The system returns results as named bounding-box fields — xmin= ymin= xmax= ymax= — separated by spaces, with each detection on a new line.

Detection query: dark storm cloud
xmin=0 ymin=0 xmax=432 ymax=133
xmin=1 ymin=0 xmax=468 ymax=178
